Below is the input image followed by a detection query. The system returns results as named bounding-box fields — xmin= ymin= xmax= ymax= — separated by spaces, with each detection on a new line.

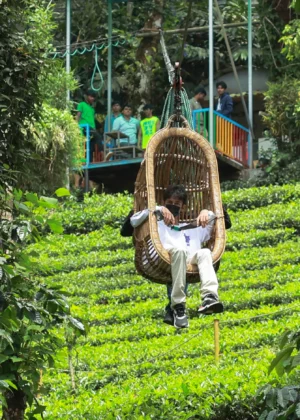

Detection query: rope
xmin=159 ymin=30 xmax=192 ymax=127
xmin=159 ymin=30 xmax=175 ymax=84
xmin=52 ymin=34 xmax=125 ymax=50
xmin=49 ymin=39 xmax=126 ymax=92
xmin=160 ymin=87 xmax=193 ymax=128
xmin=49 ymin=39 xmax=126 ymax=59
xmin=91 ymin=48 xmax=104 ymax=92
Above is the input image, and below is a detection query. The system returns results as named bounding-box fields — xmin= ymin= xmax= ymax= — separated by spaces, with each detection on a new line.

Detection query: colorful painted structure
xmin=77 ymin=111 xmax=249 ymax=192
xmin=192 ymin=109 xmax=249 ymax=169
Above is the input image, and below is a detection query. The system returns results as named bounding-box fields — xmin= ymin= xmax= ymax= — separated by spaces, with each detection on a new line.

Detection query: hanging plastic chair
xmin=133 ymin=113 xmax=226 ymax=284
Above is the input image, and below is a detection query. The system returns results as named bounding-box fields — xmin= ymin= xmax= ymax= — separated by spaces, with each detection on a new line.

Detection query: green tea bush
xmin=230 ymin=201 xmax=300 ymax=232
xmin=223 ymin=183 xmax=300 ymax=211
xmin=56 ymin=193 xmax=133 ymax=233
xmin=26 ymin=184 xmax=300 ymax=419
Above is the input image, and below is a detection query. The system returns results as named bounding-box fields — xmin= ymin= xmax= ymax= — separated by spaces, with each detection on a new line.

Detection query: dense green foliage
xmin=252 ymin=77 xmax=300 ymax=186
xmin=26 ymin=4 xmax=82 ymax=193
xmin=258 ymin=328 xmax=300 ymax=419
xmin=53 ymin=0 xmax=290 ymax=109
xmin=20 ymin=183 xmax=299 ymax=419
xmin=0 ymin=2 xmax=84 ymax=417
xmin=0 ymin=178 xmax=85 ymax=418
xmin=263 ymin=77 xmax=300 ymax=152
xmin=0 ymin=0 xmax=81 ymax=193
xmin=0 ymin=0 xmax=43 ymax=172
xmin=280 ymin=0 xmax=300 ymax=63
xmin=255 ymin=1 xmax=300 ymax=184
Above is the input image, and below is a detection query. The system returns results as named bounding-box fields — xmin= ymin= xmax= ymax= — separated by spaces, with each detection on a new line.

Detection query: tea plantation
xmin=30 ymin=184 xmax=300 ymax=419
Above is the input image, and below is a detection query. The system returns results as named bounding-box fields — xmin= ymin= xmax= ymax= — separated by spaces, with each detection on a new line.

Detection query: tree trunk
xmin=3 ymin=388 xmax=26 ymax=420
xmin=136 ymin=0 xmax=164 ymax=106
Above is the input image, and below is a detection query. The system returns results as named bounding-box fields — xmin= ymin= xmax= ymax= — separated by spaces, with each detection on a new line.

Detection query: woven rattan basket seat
xmin=134 ymin=117 xmax=225 ymax=284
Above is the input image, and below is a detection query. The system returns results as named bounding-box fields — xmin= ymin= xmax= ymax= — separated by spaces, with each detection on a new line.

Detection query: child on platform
xmin=130 ymin=185 xmax=223 ymax=329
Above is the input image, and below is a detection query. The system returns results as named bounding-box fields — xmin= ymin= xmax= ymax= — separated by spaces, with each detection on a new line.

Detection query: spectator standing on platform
xmin=189 ymin=87 xmax=206 ymax=135
xmin=112 ymin=105 xmax=140 ymax=145
xmin=139 ymin=104 xmax=160 ymax=150
xmin=104 ymin=101 xmax=122 ymax=133
xmin=215 ymin=81 xmax=233 ymax=118
xmin=189 ymin=87 xmax=206 ymax=112
xmin=76 ymin=89 xmax=103 ymax=163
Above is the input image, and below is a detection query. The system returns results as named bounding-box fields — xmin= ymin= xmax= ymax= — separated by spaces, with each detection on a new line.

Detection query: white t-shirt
xmin=130 ymin=208 xmax=215 ymax=260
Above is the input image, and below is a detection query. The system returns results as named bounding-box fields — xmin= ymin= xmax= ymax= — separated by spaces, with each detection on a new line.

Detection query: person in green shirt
xmin=76 ymin=90 xmax=103 ymax=163
xmin=139 ymin=104 xmax=160 ymax=150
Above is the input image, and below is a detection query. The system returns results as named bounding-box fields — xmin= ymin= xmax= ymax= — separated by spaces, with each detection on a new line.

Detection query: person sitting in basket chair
xmin=130 ymin=184 xmax=224 ymax=329
xmin=163 ymin=203 xmax=231 ymax=326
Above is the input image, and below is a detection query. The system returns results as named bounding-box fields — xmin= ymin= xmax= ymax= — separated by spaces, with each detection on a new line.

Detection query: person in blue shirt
xmin=112 ymin=105 xmax=140 ymax=145
xmin=215 ymin=81 xmax=233 ymax=118
xmin=104 ymin=101 xmax=122 ymax=134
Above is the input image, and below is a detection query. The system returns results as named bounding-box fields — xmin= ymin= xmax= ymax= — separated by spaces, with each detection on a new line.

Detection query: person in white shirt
xmin=130 ymin=185 xmax=224 ymax=329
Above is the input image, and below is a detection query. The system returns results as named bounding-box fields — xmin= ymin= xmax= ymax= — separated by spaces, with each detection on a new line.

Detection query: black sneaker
xmin=173 ymin=304 xmax=189 ymax=328
xmin=163 ymin=303 xmax=174 ymax=326
xmin=198 ymin=294 xmax=224 ymax=315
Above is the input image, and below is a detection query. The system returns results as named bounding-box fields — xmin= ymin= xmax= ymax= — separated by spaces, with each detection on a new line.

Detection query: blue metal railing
xmin=79 ymin=124 xmax=90 ymax=168
xmin=78 ymin=112 xmax=249 ymax=170
xmin=192 ymin=109 xmax=250 ymax=167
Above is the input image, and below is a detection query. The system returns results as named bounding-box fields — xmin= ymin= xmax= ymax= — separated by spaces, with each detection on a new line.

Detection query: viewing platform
xmin=77 ymin=112 xmax=249 ymax=192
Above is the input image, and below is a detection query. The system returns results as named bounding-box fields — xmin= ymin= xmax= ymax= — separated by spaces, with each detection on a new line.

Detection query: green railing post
xmin=66 ymin=0 xmax=71 ymax=102
xmin=213 ymin=113 xmax=217 ymax=149
xmin=248 ymin=0 xmax=253 ymax=168
xmin=107 ymin=0 xmax=113 ymax=132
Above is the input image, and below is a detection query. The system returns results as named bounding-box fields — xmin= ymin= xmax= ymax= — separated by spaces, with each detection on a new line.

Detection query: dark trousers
xmin=85 ymin=129 xmax=103 ymax=163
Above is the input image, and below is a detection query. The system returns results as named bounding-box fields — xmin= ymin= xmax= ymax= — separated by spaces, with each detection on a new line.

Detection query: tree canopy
xmin=51 ymin=0 xmax=300 ymax=111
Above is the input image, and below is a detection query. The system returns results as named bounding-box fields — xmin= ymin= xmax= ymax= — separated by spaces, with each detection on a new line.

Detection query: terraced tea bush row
xmin=223 ymin=183 xmax=300 ymax=211
xmin=226 ymin=227 xmax=296 ymax=250
xmin=56 ymin=193 xmax=132 ymax=233
xmin=230 ymin=201 xmax=300 ymax=232
xmin=68 ymin=277 xmax=300 ymax=327
xmin=33 ymin=248 xmax=134 ymax=275
xmin=40 ymin=347 xmax=275 ymax=419
xmin=78 ymin=301 xmax=300 ymax=347
xmin=33 ymin=187 xmax=300 ymax=419
xmin=51 ymin=184 xmax=300 ymax=235
xmin=29 ymin=227 xmax=132 ymax=258
xmin=32 ymin=230 xmax=299 ymax=277
xmin=221 ymin=239 xmax=300 ymax=271
xmin=39 ymin=258 xmax=299 ymax=308
xmin=30 ymin=224 xmax=295 ymax=263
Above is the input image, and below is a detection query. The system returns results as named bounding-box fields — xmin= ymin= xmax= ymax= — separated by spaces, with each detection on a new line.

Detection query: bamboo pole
xmin=208 ymin=0 xmax=214 ymax=147
xmin=248 ymin=0 xmax=253 ymax=168
xmin=214 ymin=0 xmax=255 ymax=141
xmin=214 ymin=319 xmax=220 ymax=364
xmin=66 ymin=0 xmax=71 ymax=102
xmin=107 ymin=0 xmax=113 ymax=132
xmin=136 ymin=22 xmax=249 ymax=38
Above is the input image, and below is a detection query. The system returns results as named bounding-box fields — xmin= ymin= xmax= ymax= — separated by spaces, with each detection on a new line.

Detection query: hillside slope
xmin=31 ymin=184 xmax=300 ymax=419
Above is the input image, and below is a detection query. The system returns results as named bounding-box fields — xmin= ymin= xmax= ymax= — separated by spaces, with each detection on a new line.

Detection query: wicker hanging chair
xmin=133 ymin=115 xmax=226 ymax=285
